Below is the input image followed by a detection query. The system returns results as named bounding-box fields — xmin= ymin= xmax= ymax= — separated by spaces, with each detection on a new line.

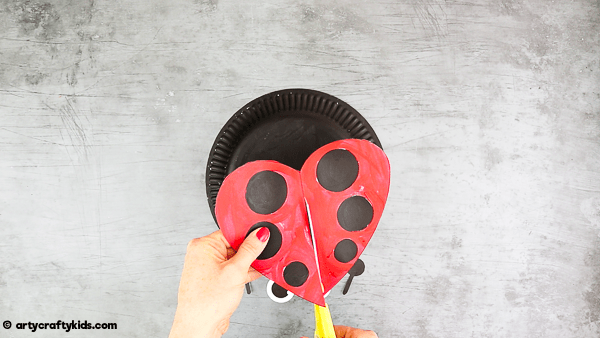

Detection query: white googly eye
xmin=266 ymin=279 xmax=294 ymax=303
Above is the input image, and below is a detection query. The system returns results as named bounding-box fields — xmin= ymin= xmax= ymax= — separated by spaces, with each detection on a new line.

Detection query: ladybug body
xmin=216 ymin=139 xmax=390 ymax=306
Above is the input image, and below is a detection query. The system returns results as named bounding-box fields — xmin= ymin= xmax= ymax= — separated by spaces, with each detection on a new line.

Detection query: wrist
xmin=169 ymin=307 xmax=226 ymax=338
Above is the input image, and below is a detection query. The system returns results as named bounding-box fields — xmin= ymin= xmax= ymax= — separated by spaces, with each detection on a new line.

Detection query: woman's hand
xmin=302 ymin=325 xmax=378 ymax=338
xmin=333 ymin=325 xmax=379 ymax=338
xmin=169 ymin=228 xmax=270 ymax=338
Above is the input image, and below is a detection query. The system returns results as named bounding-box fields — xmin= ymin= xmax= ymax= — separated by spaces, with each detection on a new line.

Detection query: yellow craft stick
xmin=314 ymin=302 xmax=336 ymax=338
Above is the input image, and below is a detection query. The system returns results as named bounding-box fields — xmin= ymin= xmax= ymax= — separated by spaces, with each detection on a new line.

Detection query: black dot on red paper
xmin=245 ymin=171 xmax=287 ymax=215
xmin=245 ymin=222 xmax=282 ymax=260
xmin=271 ymin=282 xmax=289 ymax=298
xmin=316 ymin=149 xmax=359 ymax=192
xmin=337 ymin=196 xmax=373 ymax=232
xmin=283 ymin=261 xmax=309 ymax=287
xmin=334 ymin=239 xmax=358 ymax=263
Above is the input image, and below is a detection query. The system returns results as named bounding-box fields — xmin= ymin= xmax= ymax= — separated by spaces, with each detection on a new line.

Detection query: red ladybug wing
xmin=301 ymin=139 xmax=390 ymax=294
xmin=215 ymin=160 xmax=326 ymax=306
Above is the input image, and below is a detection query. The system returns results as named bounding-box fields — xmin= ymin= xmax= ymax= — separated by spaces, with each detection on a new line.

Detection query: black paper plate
xmin=206 ymin=89 xmax=382 ymax=225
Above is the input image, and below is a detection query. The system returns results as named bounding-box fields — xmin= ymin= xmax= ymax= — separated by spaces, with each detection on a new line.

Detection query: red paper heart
xmin=215 ymin=139 xmax=390 ymax=306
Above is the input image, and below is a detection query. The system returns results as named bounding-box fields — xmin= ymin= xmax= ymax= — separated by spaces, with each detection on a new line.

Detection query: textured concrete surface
xmin=0 ymin=0 xmax=599 ymax=337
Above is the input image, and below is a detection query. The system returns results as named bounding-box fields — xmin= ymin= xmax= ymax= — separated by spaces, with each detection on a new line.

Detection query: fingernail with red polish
xmin=257 ymin=227 xmax=270 ymax=242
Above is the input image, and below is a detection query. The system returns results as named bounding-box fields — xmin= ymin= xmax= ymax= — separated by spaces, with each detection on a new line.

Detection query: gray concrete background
xmin=1 ymin=0 xmax=599 ymax=337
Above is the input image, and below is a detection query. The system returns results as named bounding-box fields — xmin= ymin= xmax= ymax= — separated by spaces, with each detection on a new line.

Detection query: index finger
xmin=186 ymin=230 xmax=233 ymax=262
xmin=204 ymin=229 xmax=233 ymax=249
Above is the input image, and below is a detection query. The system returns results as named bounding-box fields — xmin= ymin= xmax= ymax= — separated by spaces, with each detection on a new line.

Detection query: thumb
xmin=229 ymin=227 xmax=270 ymax=269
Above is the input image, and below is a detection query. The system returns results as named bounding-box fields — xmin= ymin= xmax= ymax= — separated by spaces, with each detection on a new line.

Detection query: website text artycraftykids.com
xmin=3 ymin=320 xmax=117 ymax=332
